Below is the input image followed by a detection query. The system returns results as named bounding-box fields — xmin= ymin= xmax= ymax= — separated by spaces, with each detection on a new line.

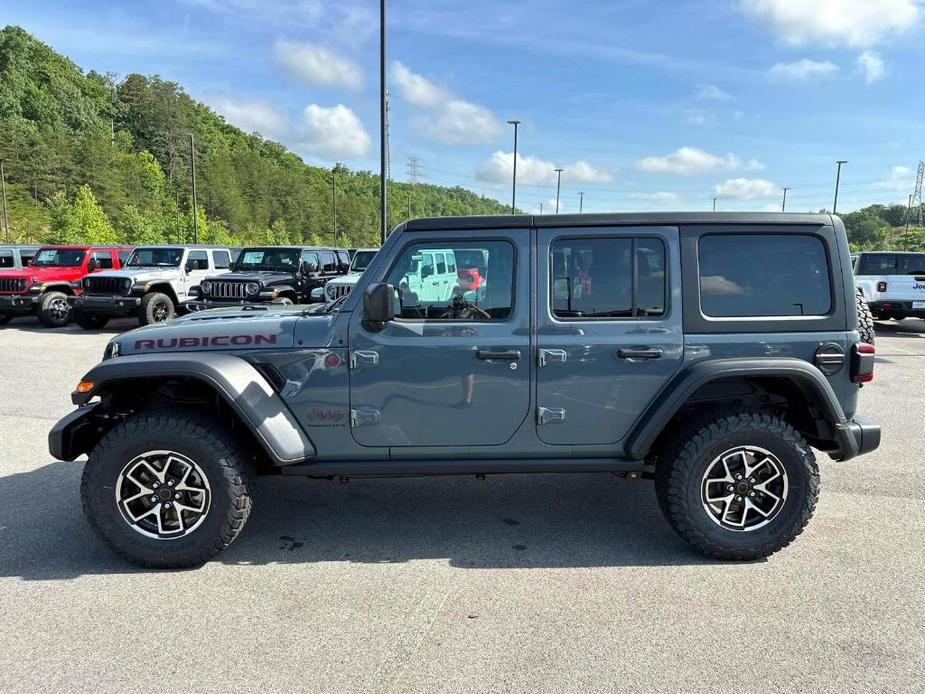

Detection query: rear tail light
xmin=876 ymin=281 xmax=888 ymax=292
xmin=851 ymin=342 xmax=875 ymax=383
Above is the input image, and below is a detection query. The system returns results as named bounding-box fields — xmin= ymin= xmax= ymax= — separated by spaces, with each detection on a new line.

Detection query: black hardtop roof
xmin=403 ymin=211 xmax=835 ymax=232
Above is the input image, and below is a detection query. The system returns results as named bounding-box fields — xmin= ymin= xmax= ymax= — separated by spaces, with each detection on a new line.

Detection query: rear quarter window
xmin=699 ymin=234 xmax=831 ymax=317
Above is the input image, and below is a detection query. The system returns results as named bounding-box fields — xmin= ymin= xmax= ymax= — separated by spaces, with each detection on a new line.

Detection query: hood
xmin=108 ymin=305 xmax=335 ymax=356
xmin=94 ymin=267 xmax=179 ymax=282
xmin=328 ymin=274 xmax=361 ymax=287
xmin=2 ymin=265 xmax=83 ymax=281
xmin=206 ymin=271 xmax=294 ymax=284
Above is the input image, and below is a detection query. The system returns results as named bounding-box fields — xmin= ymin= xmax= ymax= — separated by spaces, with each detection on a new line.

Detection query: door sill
xmin=280 ymin=457 xmax=651 ymax=478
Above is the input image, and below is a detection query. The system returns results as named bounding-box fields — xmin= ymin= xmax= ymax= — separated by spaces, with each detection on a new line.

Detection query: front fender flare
xmin=624 ymin=357 xmax=855 ymax=460
xmin=59 ymin=352 xmax=315 ymax=465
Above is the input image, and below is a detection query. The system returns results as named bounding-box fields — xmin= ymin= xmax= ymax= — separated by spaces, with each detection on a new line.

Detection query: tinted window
xmin=551 ymin=237 xmax=665 ymax=319
xmin=301 ymin=251 xmax=319 ymax=270
xmin=118 ymin=250 xmax=132 ymax=265
xmin=350 ymin=250 xmax=377 ymax=272
xmin=20 ymin=251 xmax=37 ymax=265
xmin=336 ymin=250 xmax=350 ymax=269
xmin=32 ymin=249 xmax=85 ymax=267
xmin=699 ymin=234 xmax=831 ymax=317
xmin=127 ymin=248 xmax=183 ymax=267
xmin=386 ymin=241 xmax=515 ymax=320
xmin=188 ymin=250 xmax=209 ymax=270
xmin=212 ymin=250 xmax=231 ymax=269
xmin=91 ymin=251 xmax=114 ymax=269
xmin=320 ymin=251 xmax=336 ymax=272
xmin=0 ymin=252 xmax=12 ymax=268
xmin=436 ymin=253 xmax=447 ymax=274
xmin=856 ymin=253 xmax=925 ymax=275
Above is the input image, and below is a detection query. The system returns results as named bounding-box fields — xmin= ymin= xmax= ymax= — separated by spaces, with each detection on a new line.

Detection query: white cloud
xmin=875 ymin=165 xmax=914 ymax=191
xmin=298 ymin=104 xmax=371 ymax=159
xmin=630 ymin=192 xmax=681 ymax=204
xmin=273 ymin=39 xmax=363 ymax=89
xmin=422 ymin=100 xmax=501 ymax=145
xmin=207 ymin=97 xmax=288 ymax=138
xmin=697 ymin=84 xmax=733 ymax=101
xmin=476 ymin=151 xmax=614 ymax=185
xmin=857 ymin=50 xmax=887 ymax=83
xmin=635 ymin=147 xmax=762 ymax=175
xmin=740 ymin=0 xmax=920 ymax=48
xmin=715 ymin=178 xmax=778 ymax=199
xmin=768 ymin=58 xmax=840 ymax=82
xmin=391 ymin=61 xmax=448 ymax=107
xmin=531 ymin=198 xmax=565 ymax=214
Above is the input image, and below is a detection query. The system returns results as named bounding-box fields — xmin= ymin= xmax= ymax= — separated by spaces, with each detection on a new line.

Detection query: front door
xmin=535 ymin=226 xmax=684 ymax=445
xmin=181 ymin=250 xmax=211 ymax=300
xmin=348 ymin=230 xmax=531 ymax=447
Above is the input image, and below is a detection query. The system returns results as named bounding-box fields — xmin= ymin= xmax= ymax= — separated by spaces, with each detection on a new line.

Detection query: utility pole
xmin=189 ymin=133 xmax=198 ymax=243
xmin=833 ymin=160 xmax=847 ymax=214
xmin=407 ymin=191 xmax=412 ymax=220
xmin=578 ymin=192 xmax=584 ymax=214
xmin=906 ymin=194 xmax=913 ymax=232
xmin=506 ymin=120 xmax=521 ymax=214
xmin=331 ymin=165 xmax=338 ymax=245
xmin=379 ymin=0 xmax=388 ymax=244
xmin=554 ymin=168 xmax=564 ymax=214
xmin=176 ymin=190 xmax=181 ymax=243
xmin=781 ymin=187 xmax=790 ymax=212
xmin=539 ymin=203 xmax=543 ymax=215
xmin=0 ymin=161 xmax=9 ymax=243
xmin=712 ymin=196 xmax=717 ymax=212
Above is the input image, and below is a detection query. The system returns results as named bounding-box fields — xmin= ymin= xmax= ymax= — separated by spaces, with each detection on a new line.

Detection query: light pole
xmin=781 ymin=187 xmax=790 ymax=212
xmin=0 ymin=161 xmax=9 ymax=243
xmin=506 ymin=120 xmax=521 ymax=214
xmin=189 ymin=133 xmax=198 ymax=243
xmin=833 ymin=160 xmax=847 ymax=214
xmin=712 ymin=196 xmax=717 ymax=212
xmin=331 ymin=165 xmax=338 ymax=245
xmin=379 ymin=0 xmax=388 ymax=244
xmin=554 ymin=168 xmax=564 ymax=214
xmin=539 ymin=203 xmax=543 ymax=214
xmin=578 ymin=191 xmax=584 ymax=214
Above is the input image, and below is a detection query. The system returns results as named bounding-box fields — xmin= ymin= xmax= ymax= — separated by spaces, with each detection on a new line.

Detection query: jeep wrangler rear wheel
xmin=37 ymin=290 xmax=72 ymax=327
xmin=0 ymin=313 xmax=13 ymax=325
xmin=72 ymin=310 xmax=110 ymax=330
xmin=81 ymin=411 xmax=254 ymax=568
xmin=655 ymin=412 xmax=818 ymax=560
xmin=856 ymin=288 xmax=875 ymax=345
xmin=139 ymin=292 xmax=175 ymax=325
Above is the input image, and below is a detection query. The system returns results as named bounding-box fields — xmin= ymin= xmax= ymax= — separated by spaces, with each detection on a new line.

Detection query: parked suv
xmin=854 ymin=251 xmax=925 ymax=321
xmin=191 ymin=246 xmax=345 ymax=309
xmin=69 ymin=245 xmax=232 ymax=328
xmin=0 ymin=245 xmax=40 ymax=270
xmin=51 ymin=213 xmax=879 ymax=567
xmin=320 ymin=247 xmax=379 ymax=303
xmin=0 ymin=245 xmax=129 ymax=327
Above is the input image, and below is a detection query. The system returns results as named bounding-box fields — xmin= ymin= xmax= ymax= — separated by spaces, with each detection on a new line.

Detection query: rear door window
xmin=188 ymin=250 xmax=209 ymax=270
xmin=699 ymin=234 xmax=831 ymax=317
xmin=212 ymin=250 xmax=231 ymax=269
xmin=0 ymin=251 xmax=12 ymax=268
xmin=320 ymin=251 xmax=336 ymax=272
xmin=856 ymin=253 xmax=925 ymax=275
xmin=90 ymin=251 xmax=114 ymax=269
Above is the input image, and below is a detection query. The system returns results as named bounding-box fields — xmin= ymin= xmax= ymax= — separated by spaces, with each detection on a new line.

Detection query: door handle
xmin=476 ymin=349 xmax=521 ymax=361
xmin=616 ymin=347 xmax=663 ymax=360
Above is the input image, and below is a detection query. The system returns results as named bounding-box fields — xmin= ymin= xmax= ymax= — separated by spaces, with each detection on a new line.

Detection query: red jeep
xmin=0 ymin=245 xmax=131 ymax=328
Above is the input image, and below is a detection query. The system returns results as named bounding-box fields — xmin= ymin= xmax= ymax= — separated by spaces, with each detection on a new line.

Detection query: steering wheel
xmin=439 ymin=295 xmax=491 ymax=320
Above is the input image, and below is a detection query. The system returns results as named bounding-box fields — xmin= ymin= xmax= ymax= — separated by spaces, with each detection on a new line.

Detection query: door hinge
xmin=350 ymin=406 xmax=381 ymax=427
xmin=537 ymin=406 xmax=567 ymax=425
xmin=349 ymin=350 xmax=380 ymax=369
xmin=537 ymin=348 xmax=567 ymax=368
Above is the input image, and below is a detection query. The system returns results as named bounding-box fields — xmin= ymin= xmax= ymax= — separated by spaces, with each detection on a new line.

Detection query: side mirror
xmin=310 ymin=287 xmax=324 ymax=302
xmin=302 ymin=262 xmax=319 ymax=275
xmin=184 ymin=259 xmax=196 ymax=273
xmin=363 ymin=283 xmax=395 ymax=324
xmin=86 ymin=258 xmax=100 ymax=272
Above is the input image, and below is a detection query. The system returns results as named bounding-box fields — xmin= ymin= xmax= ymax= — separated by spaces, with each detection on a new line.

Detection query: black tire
xmin=856 ymin=288 xmax=875 ymax=345
xmin=138 ymin=291 xmax=175 ymax=325
xmin=37 ymin=290 xmax=72 ymax=327
xmin=271 ymin=296 xmax=294 ymax=305
xmin=72 ymin=310 xmax=110 ymax=330
xmin=81 ymin=410 xmax=254 ymax=568
xmin=0 ymin=313 xmax=13 ymax=325
xmin=654 ymin=412 xmax=819 ymax=560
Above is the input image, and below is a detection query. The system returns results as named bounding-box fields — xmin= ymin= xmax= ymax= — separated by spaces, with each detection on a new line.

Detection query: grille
xmin=84 ymin=276 xmax=129 ymax=295
xmin=210 ymin=281 xmax=249 ymax=300
xmin=325 ymin=283 xmax=353 ymax=301
xmin=0 ymin=277 xmax=26 ymax=294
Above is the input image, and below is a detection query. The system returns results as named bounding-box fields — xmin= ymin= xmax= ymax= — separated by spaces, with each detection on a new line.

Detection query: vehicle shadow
xmin=0 ymin=461 xmax=713 ymax=580
xmin=0 ymin=317 xmax=139 ymax=335
xmin=874 ymin=318 xmax=925 ymax=336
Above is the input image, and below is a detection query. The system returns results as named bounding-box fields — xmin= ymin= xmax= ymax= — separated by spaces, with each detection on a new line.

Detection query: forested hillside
xmin=0 ymin=25 xmax=511 ymax=247
xmin=840 ymin=203 xmax=925 ymax=252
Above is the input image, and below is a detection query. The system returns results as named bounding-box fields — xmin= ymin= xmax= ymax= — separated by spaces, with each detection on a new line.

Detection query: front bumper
xmin=833 ymin=415 xmax=881 ymax=461
xmin=868 ymin=300 xmax=925 ymax=318
xmin=68 ymin=294 xmax=141 ymax=316
xmin=48 ymin=403 xmax=106 ymax=461
xmin=0 ymin=293 xmax=40 ymax=313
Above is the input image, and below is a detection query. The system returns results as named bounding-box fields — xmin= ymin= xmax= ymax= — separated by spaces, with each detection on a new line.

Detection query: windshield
xmin=350 ymin=250 xmax=377 ymax=273
xmin=232 ymin=248 xmax=301 ymax=272
xmin=31 ymin=248 xmax=86 ymax=267
xmin=127 ymin=248 xmax=183 ymax=267
xmin=857 ymin=253 xmax=925 ymax=275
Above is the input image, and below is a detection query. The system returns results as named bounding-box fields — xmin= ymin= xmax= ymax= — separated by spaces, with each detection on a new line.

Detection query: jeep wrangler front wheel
xmin=37 ymin=290 xmax=72 ymax=327
xmin=139 ymin=292 xmax=175 ymax=325
xmin=81 ymin=411 xmax=254 ymax=568
xmin=655 ymin=412 xmax=818 ymax=560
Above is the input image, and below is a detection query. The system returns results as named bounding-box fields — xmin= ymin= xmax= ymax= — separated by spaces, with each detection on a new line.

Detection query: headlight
xmin=17 ymin=278 xmax=27 ymax=291
xmin=246 ymin=282 xmax=260 ymax=295
xmin=122 ymin=278 xmax=132 ymax=290
xmin=83 ymin=277 xmax=92 ymax=288
xmin=201 ymin=281 xmax=213 ymax=295
xmin=103 ymin=340 xmax=120 ymax=360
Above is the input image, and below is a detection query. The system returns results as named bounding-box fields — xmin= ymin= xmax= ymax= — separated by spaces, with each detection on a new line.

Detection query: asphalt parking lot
xmin=0 ymin=318 xmax=923 ymax=694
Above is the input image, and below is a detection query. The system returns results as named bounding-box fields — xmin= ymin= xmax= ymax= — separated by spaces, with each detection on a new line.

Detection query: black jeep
xmin=191 ymin=246 xmax=348 ymax=308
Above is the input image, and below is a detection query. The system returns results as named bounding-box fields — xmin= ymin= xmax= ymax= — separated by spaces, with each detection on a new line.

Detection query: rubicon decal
xmin=134 ymin=334 xmax=278 ymax=350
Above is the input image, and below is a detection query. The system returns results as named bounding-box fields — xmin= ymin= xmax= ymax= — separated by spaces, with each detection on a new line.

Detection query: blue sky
xmin=4 ymin=0 xmax=925 ymax=214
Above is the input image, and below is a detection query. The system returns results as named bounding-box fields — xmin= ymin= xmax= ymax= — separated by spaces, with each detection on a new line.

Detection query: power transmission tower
xmin=911 ymin=161 xmax=924 ymax=228
xmin=406 ymin=156 xmax=421 ymax=183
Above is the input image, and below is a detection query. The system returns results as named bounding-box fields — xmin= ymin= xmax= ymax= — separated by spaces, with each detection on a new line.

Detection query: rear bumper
xmin=833 ymin=415 xmax=881 ymax=461
xmin=0 ymin=294 xmax=39 ymax=313
xmin=69 ymin=294 xmax=141 ymax=316
xmin=868 ymin=300 xmax=925 ymax=317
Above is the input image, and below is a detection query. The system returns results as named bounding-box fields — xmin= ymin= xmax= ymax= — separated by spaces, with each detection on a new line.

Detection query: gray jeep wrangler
xmin=50 ymin=213 xmax=879 ymax=567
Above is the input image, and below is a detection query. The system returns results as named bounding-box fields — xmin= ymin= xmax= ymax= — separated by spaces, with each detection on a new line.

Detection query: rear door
xmin=535 ymin=226 xmax=683 ymax=445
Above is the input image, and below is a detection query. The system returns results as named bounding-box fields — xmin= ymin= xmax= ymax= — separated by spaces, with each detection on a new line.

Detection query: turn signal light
xmin=74 ymin=380 xmax=95 ymax=394
xmin=852 ymin=343 xmax=875 ymax=384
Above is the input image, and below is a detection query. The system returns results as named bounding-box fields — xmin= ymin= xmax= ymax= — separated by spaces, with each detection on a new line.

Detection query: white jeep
xmin=854 ymin=251 xmax=925 ymax=321
xmin=320 ymin=247 xmax=379 ymax=304
xmin=69 ymin=245 xmax=234 ymax=328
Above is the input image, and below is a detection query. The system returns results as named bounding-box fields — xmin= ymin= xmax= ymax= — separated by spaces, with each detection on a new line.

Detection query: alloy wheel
xmin=700 ymin=445 xmax=788 ymax=532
